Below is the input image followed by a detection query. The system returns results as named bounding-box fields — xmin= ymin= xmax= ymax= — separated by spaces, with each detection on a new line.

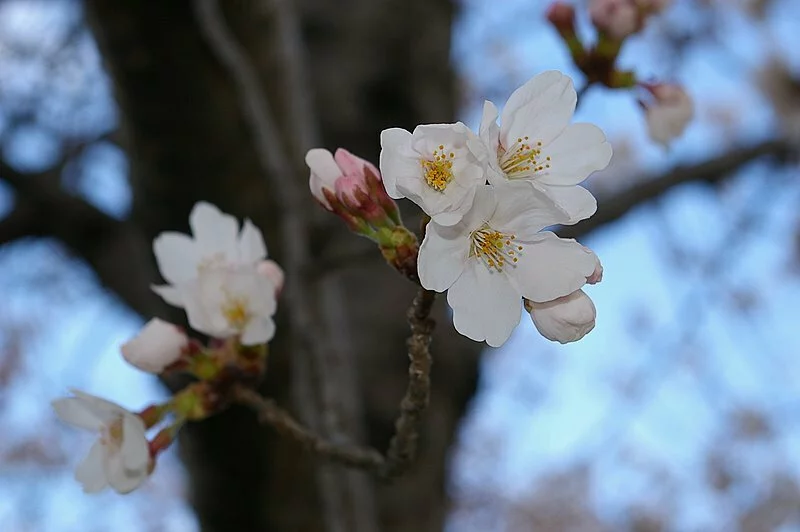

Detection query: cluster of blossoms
xmin=547 ymin=0 xmax=694 ymax=146
xmin=374 ymin=71 xmax=608 ymax=347
xmin=53 ymin=203 xmax=283 ymax=493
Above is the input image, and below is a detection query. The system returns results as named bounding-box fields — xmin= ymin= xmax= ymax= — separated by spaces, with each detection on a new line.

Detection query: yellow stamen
xmin=222 ymin=297 xmax=250 ymax=329
xmin=421 ymin=148 xmax=456 ymax=191
xmin=469 ymin=224 xmax=523 ymax=272
xmin=498 ymin=136 xmax=551 ymax=178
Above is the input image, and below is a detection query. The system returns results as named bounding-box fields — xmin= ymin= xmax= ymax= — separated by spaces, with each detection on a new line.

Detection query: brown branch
xmin=235 ymin=288 xmax=437 ymax=479
xmin=235 ymin=387 xmax=384 ymax=469
xmin=380 ymin=288 xmax=436 ymax=479
xmin=558 ymin=139 xmax=793 ymax=240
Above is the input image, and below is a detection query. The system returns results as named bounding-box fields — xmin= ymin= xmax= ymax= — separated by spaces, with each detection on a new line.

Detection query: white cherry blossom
xmin=52 ymin=390 xmax=151 ymax=494
xmin=121 ymin=318 xmax=188 ymax=373
xmin=380 ymin=122 xmax=488 ymax=226
xmin=180 ymin=267 xmax=277 ymax=345
xmin=152 ymin=202 xmax=267 ymax=306
xmin=641 ymin=83 xmax=694 ymax=147
xmin=479 ymin=71 xmax=612 ymax=224
xmin=418 ymin=183 xmax=599 ymax=347
xmin=526 ymin=289 xmax=597 ymax=344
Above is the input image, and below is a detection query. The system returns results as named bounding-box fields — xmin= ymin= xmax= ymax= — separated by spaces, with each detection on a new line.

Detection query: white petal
xmin=121 ymin=414 xmax=150 ymax=470
xmin=507 ymin=232 xmax=597 ymax=302
xmin=379 ymin=128 xmax=415 ymax=198
xmin=418 ymin=222 xmax=470 ymax=292
xmin=447 ymin=262 xmax=522 ymax=347
xmin=238 ymin=219 xmax=267 ymax=263
xmin=240 ymin=317 xmax=276 ymax=345
xmin=538 ymin=184 xmax=597 ymax=225
xmin=75 ymin=441 xmax=108 ymax=493
xmin=257 ymin=260 xmax=285 ymax=295
xmin=67 ymin=390 xmax=128 ymax=424
xmin=150 ymin=284 xmax=184 ymax=307
xmin=306 ymin=148 xmax=342 ymax=207
xmin=536 ymin=123 xmax=612 ymax=186
xmin=528 ymin=289 xmax=596 ymax=343
xmin=189 ymin=202 xmax=240 ymax=264
xmin=52 ymin=397 xmax=103 ymax=431
xmin=490 ymin=181 xmax=571 ymax=239
xmin=478 ymin=100 xmax=500 ymax=150
xmin=181 ymin=276 xmax=231 ymax=338
xmin=152 ymin=232 xmax=198 ymax=285
xmin=121 ymin=318 xmax=187 ymax=374
xmin=501 ymin=71 xmax=576 ymax=149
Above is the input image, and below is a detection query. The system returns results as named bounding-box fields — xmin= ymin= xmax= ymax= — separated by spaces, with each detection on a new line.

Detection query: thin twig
xmin=380 ymin=288 xmax=436 ymax=479
xmin=235 ymin=386 xmax=384 ymax=469
xmin=235 ymin=288 xmax=438 ymax=480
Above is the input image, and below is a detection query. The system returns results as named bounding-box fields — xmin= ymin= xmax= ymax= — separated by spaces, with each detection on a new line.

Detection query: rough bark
xmin=82 ymin=1 xmax=477 ymax=531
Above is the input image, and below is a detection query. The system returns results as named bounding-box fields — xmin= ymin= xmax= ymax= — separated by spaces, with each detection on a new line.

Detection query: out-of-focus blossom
xmin=151 ymin=202 xmax=268 ymax=307
xmin=121 ymin=318 xmax=188 ymax=373
xmin=640 ymin=83 xmax=694 ymax=146
xmin=257 ymin=259 xmax=285 ymax=297
xmin=52 ymin=390 xmax=151 ymax=494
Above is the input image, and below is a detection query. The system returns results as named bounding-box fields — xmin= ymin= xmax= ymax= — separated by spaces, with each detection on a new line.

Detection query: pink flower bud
xmin=121 ymin=318 xmax=188 ymax=373
xmin=587 ymin=257 xmax=604 ymax=284
xmin=547 ymin=2 xmax=577 ymax=34
xmin=589 ymin=0 xmax=641 ymax=40
xmin=640 ymin=83 xmax=694 ymax=146
xmin=256 ymin=259 xmax=285 ymax=297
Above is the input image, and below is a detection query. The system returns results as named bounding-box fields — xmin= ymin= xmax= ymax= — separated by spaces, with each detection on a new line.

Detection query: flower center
xmin=421 ymin=145 xmax=455 ymax=191
xmin=101 ymin=416 xmax=125 ymax=452
xmin=197 ymin=252 xmax=228 ymax=272
xmin=222 ymin=296 xmax=250 ymax=329
xmin=499 ymin=136 xmax=551 ymax=177
xmin=469 ymin=224 xmax=523 ymax=272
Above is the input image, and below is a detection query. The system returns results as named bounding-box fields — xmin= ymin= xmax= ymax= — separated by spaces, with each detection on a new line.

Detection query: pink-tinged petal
xmin=528 ymin=289 xmax=596 ymax=343
xmin=52 ymin=397 xmax=103 ymax=431
xmin=105 ymin=451 xmax=148 ymax=494
xmin=536 ymin=123 xmax=612 ymax=186
xmin=501 ymin=71 xmax=576 ymax=149
xmin=490 ymin=181 xmax=571 ymax=239
xmin=334 ymin=148 xmax=378 ymax=180
xmin=75 ymin=441 xmax=108 ymax=493
xmin=538 ymin=184 xmax=597 ymax=225
xmin=379 ymin=128 xmax=415 ymax=198
xmin=150 ymin=284 xmax=184 ymax=307
xmin=238 ymin=219 xmax=267 ymax=263
xmin=240 ymin=316 xmax=276 ymax=346
xmin=257 ymin=260 xmax=285 ymax=296
xmin=507 ymin=232 xmax=597 ymax=302
xmin=152 ymin=232 xmax=198 ymax=285
xmin=418 ymin=222 xmax=471 ymax=292
xmin=447 ymin=262 xmax=522 ymax=347
xmin=189 ymin=202 xmax=240 ymax=264
xmin=121 ymin=318 xmax=187 ymax=374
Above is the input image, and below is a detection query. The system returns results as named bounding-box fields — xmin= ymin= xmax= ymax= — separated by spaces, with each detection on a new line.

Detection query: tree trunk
xmin=83 ymin=1 xmax=480 ymax=530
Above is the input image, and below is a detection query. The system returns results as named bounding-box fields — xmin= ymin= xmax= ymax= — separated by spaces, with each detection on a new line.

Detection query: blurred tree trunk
xmin=83 ymin=1 xmax=480 ymax=531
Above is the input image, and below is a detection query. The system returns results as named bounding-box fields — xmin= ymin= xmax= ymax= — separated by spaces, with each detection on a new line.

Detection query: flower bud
xmin=586 ymin=255 xmax=603 ymax=284
xmin=589 ymin=0 xmax=642 ymax=41
xmin=526 ymin=289 xmax=597 ymax=344
xmin=256 ymin=259 xmax=285 ymax=297
xmin=640 ymin=83 xmax=694 ymax=146
xmin=121 ymin=318 xmax=188 ymax=373
xmin=547 ymin=2 xmax=576 ymax=35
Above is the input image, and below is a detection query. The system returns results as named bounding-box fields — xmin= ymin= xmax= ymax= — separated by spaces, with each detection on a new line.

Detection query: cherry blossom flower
xmin=151 ymin=202 xmax=267 ymax=306
xmin=121 ymin=318 xmax=188 ymax=373
xmin=640 ymin=83 xmax=694 ymax=146
xmin=380 ymin=122 xmax=488 ymax=226
xmin=52 ymin=390 xmax=151 ymax=494
xmin=526 ymin=289 xmax=597 ymax=344
xmin=479 ymin=71 xmax=612 ymax=224
xmin=418 ymin=183 xmax=599 ymax=347
xmin=181 ymin=267 xmax=277 ymax=345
